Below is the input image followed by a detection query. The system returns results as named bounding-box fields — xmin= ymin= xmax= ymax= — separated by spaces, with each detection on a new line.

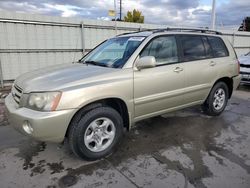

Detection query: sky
xmin=0 ymin=0 xmax=249 ymax=28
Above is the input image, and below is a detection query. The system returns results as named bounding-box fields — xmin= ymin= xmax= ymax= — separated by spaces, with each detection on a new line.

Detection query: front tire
xmin=202 ymin=82 xmax=229 ymax=116
xmin=68 ymin=107 xmax=123 ymax=160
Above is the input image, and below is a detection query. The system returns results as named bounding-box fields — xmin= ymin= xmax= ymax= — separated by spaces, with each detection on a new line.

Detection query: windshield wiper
xmin=84 ymin=61 xmax=108 ymax=67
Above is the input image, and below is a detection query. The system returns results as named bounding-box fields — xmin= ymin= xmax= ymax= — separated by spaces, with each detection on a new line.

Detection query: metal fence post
xmin=80 ymin=21 xmax=85 ymax=55
xmin=0 ymin=58 xmax=4 ymax=88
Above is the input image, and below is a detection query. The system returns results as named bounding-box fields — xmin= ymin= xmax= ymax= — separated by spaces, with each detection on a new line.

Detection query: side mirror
xmin=136 ymin=56 xmax=156 ymax=70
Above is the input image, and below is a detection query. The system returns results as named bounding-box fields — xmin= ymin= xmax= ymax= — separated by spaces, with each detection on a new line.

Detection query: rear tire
xmin=202 ymin=82 xmax=229 ymax=116
xmin=68 ymin=106 xmax=123 ymax=160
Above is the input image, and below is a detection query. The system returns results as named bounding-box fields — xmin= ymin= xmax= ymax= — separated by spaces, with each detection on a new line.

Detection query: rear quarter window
xmin=207 ymin=36 xmax=229 ymax=57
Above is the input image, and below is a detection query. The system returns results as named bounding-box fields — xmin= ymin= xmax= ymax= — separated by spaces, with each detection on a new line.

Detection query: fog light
xmin=22 ymin=121 xmax=33 ymax=134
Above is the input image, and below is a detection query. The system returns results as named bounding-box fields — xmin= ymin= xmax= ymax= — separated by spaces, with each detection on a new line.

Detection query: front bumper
xmin=240 ymin=71 xmax=250 ymax=84
xmin=5 ymin=94 xmax=76 ymax=143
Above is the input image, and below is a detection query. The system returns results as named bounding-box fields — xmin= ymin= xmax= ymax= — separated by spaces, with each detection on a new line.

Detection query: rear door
xmin=177 ymin=34 xmax=217 ymax=104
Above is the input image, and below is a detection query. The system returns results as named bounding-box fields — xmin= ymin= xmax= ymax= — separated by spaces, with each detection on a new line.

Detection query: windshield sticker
xmin=128 ymin=37 xmax=145 ymax=41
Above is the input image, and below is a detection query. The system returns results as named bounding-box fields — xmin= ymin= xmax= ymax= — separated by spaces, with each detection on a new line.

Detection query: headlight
xmin=26 ymin=92 xmax=62 ymax=111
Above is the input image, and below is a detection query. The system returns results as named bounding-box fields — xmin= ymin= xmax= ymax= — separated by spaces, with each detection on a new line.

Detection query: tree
xmin=238 ymin=17 xmax=250 ymax=32
xmin=124 ymin=9 xmax=144 ymax=23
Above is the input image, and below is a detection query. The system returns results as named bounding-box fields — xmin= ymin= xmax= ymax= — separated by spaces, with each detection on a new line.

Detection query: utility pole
xmin=211 ymin=0 xmax=216 ymax=30
xmin=114 ymin=0 xmax=117 ymax=34
xmin=119 ymin=0 xmax=122 ymax=20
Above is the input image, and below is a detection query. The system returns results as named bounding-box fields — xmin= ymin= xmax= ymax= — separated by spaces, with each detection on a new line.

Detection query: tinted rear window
xmin=207 ymin=36 xmax=229 ymax=57
xmin=180 ymin=35 xmax=206 ymax=61
xmin=202 ymin=36 xmax=213 ymax=58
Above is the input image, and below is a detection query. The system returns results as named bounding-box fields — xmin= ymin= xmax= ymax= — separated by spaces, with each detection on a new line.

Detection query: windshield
xmin=81 ymin=36 xmax=145 ymax=68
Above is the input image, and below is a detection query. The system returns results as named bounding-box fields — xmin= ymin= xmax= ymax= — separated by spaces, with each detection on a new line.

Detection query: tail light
xmin=237 ymin=59 xmax=240 ymax=74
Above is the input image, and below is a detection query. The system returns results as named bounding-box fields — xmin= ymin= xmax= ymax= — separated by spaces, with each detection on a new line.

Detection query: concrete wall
xmin=0 ymin=10 xmax=250 ymax=83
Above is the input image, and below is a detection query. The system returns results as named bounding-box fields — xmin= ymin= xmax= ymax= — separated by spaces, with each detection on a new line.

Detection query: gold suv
xmin=5 ymin=28 xmax=241 ymax=160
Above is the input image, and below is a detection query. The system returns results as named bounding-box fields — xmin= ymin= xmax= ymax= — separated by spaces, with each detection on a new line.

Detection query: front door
xmin=133 ymin=35 xmax=186 ymax=120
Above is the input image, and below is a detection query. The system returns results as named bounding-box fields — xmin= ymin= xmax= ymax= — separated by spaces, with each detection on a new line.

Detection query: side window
xmin=202 ymin=36 xmax=213 ymax=58
xmin=207 ymin=36 xmax=229 ymax=57
xmin=141 ymin=36 xmax=178 ymax=65
xmin=180 ymin=35 xmax=206 ymax=61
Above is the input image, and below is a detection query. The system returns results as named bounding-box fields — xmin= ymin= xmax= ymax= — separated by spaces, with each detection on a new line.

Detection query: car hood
xmin=239 ymin=56 xmax=250 ymax=65
xmin=15 ymin=63 xmax=119 ymax=93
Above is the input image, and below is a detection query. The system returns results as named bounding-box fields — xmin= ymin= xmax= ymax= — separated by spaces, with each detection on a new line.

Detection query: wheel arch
xmin=211 ymin=77 xmax=233 ymax=99
xmin=65 ymin=97 xmax=130 ymax=139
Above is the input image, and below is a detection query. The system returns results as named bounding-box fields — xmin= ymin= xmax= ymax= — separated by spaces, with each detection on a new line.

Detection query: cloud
xmin=43 ymin=4 xmax=82 ymax=17
xmin=0 ymin=0 xmax=248 ymax=28
xmin=143 ymin=0 xmax=199 ymax=9
xmin=215 ymin=0 xmax=250 ymax=26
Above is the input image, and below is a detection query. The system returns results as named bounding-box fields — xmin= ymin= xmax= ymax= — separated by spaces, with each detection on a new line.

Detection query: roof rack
xmin=116 ymin=29 xmax=155 ymax=36
xmin=152 ymin=27 xmax=222 ymax=35
xmin=116 ymin=27 xmax=222 ymax=37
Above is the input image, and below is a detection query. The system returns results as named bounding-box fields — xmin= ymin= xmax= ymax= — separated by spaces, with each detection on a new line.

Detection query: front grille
xmin=240 ymin=64 xmax=250 ymax=68
xmin=240 ymin=71 xmax=250 ymax=75
xmin=11 ymin=84 xmax=23 ymax=104
xmin=242 ymin=76 xmax=250 ymax=81
xmin=242 ymin=78 xmax=250 ymax=82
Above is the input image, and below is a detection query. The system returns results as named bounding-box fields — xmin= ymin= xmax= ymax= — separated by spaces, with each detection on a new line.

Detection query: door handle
xmin=173 ymin=67 xmax=183 ymax=73
xmin=210 ymin=61 xmax=216 ymax=66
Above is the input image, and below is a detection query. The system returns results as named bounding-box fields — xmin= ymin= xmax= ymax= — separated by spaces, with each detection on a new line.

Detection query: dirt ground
xmin=0 ymin=86 xmax=250 ymax=188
